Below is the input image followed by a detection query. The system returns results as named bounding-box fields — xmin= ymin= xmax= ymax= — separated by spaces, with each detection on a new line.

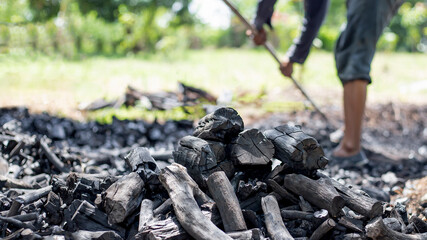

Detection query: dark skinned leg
xmin=333 ymin=79 xmax=368 ymax=157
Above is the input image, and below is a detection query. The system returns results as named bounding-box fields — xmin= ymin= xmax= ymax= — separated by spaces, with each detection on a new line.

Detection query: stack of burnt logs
xmin=1 ymin=107 xmax=427 ymax=239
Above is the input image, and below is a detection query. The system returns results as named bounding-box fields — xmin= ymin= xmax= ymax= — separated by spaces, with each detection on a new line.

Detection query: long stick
xmin=221 ymin=0 xmax=329 ymax=122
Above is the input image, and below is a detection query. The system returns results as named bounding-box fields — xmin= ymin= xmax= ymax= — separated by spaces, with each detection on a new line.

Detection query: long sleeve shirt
xmin=254 ymin=0 xmax=329 ymax=64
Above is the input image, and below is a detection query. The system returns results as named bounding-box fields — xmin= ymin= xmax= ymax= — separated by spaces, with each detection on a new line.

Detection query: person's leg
xmin=332 ymin=79 xmax=368 ymax=157
xmin=332 ymin=0 xmax=403 ymax=159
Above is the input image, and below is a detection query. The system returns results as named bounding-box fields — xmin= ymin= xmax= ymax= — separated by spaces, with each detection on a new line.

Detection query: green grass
xmin=0 ymin=49 xmax=426 ymax=120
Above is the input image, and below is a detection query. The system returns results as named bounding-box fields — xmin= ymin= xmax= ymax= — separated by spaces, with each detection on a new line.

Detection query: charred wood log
xmin=8 ymin=186 xmax=52 ymax=216
xmin=229 ymin=129 xmax=274 ymax=165
xmin=283 ymin=174 xmax=344 ymax=217
xmin=366 ymin=217 xmax=427 ymax=240
xmin=267 ymin=179 xmax=299 ymax=204
xmin=0 ymin=215 xmax=35 ymax=230
xmin=227 ymin=228 xmax=262 ymax=240
xmin=410 ymin=216 xmax=427 ymax=233
xmin=136 ymin=207 xmax=221 ymax=240
xmin=71 ymin=230 xmax=123 ymax=240
xmin=261 ymin=195 xmax=294 ymax=240
xmin=104 ymin=172 xmax=144 ymax=224
xmin=178 ymin=82 xmax=217 ymax=103
xmin=124 ymin=147 xmax=160 ymax=189
xmin=207 ymin=171 xmax=247 ymax=232
xmin=263 ymin=124 xmax=328 ymax=172
xmin=299 ymin=196 xmax=314 ymax=213
xmin=153 ymin=198 xmax=172 ymax=216
xmin=173 ymin=136 xmax=226 ymax=187
xmin=318 ymin=173 xmax=382 ymax=218
xmin=280 ymin=210 xmax=314 ymax=221
xmin=39 ymin=138 xmax=69 ymax=173
xmin=67 ymin=200 xmax=125 ymax=237
xmin=0 ymin=176 xmax=35 ymax=189
xmin=193 ymin=107 xmax=244 ymax=143
xmin=309 ymin=218 xmax=336 ymax=240
xmin=338 ymin=216 xmax=364 ymax=233
xmin=159 ymin=163 xmax=232 ymax=240
xmin=138 ymin=199 xmax=155 ymax=232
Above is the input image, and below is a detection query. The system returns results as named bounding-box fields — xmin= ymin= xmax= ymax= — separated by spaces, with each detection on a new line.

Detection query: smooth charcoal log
xmin=104 ymin=172 xmax=144 ymax=224
xmin=267 ymin=179 xmax=299 ymax=204
xmin=261 ymin=195 xmax=294 ymax=240
xmin=193 ymin=107 xmax=244 ymax=142
xmin=229 ymin=129 xmax=274 ymax=165
xmin=40 ymin=138 xmax=69 ymax=172
xmin=173 ymin=136 xmax=226 ymax=186
xmin=207 ymin=171 xmax=247 ymax=232
xmin=366 ymin=217 xmax=427 ymax=240
xmin=263 ymin=124 xmax=328 ymax=172
xmin=159 ymin=163 xmax=232 ymax=240
xmin=320 ymin=174 xmax=382 ymax=218
xmin=309 ymin=218 xmax=336 ymax=240
xmin=283 ymin=174 xmax=344 ymax=217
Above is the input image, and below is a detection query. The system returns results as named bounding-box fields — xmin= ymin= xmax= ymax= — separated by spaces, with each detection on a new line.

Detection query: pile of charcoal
xmin=0 ymin=107 xmax=426 ymax=239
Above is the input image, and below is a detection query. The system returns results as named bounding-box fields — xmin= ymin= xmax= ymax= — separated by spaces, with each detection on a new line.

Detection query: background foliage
xmin=0 ymin=0 xmax=425 ymax=58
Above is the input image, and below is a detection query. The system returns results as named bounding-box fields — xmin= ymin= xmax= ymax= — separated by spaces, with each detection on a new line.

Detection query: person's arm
xmin=287 ymin=0 xmax=329 ymax=64
xmin=254 ymin=0 xmax=277 ymax=31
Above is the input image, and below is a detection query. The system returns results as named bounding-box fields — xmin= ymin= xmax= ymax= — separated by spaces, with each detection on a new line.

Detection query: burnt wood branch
xmin=338 ymin=216 xmax=364 ymax=233
xmin=261 ymin=195 xmax=294 ymax=240
xmin=193 ymin=107 xmax=244 ymax=142
xmin=229 ymin=128 xmax=274 ymax=165
xmin=69 ymin=200 xmax=125 ymax=237
xmin=366 ymin=217 xmax=427 ymax=240
xmin=39 ymin=138 xmax=69 ymax=173
xmin=159 ymin=163 xmax=231 ymax=240
xmin=71 ymin=230 xmax=123 ymax=240
xmin=138 ymin=199 xmax=156 ymax=232
xmin=104 ymin=172 xmax=145 ymax=224
xmin=409 ymin=216 xmax=427 ymax=233
xmin=320 ymin=174 xmax=382 ymax=218
xmin=0 ymin=215 xmax=35 ymax=230
xmin=0 ymin=176 xmax=35 ymax=189
xmin=227 ymin=228 xmax=262 ymax=240
xmin=299 ymin=196 xmax=314 ymax=213
xmin=309 ymin=218 xmax=336 ymax=240
xmin=267 ymin=179 xmax=299 ymax=204
xmin=207 ymin=171 xmax=247 ymax=232
xmin=153 ymin=198 xmax=172 ymax=216
xmin=280 ymin=210 xmax=314 ymax=221
xmin=178 ymin=81 xmax=217 ymax=103
xmin=264 ymin=124 xmax=328 ymax=172
xmin=137 ymin=207 xmax=221 ymax=240
xmin=283 ymin=174 xmax=344 ymax=217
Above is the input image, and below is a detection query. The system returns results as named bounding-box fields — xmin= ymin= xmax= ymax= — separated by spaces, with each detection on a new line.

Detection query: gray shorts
xmin=334 ymin=0 xmax=403 ymax=85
